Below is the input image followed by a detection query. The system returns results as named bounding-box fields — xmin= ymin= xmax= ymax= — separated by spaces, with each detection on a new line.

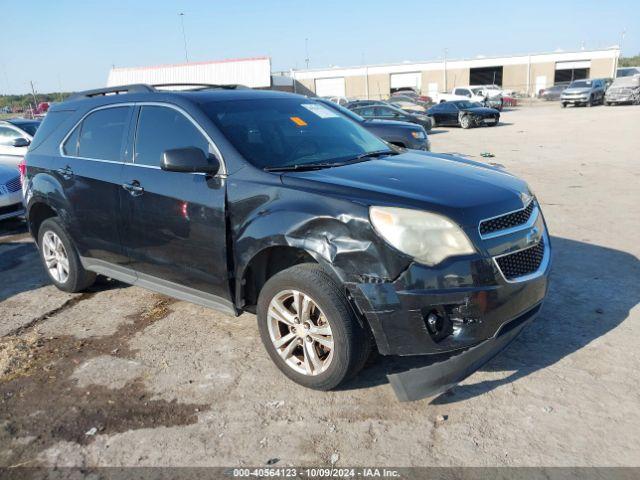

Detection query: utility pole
xmin=443 ymin=48 xmax=448 ymax=91
xmin=305 ymin=38 xmax=310 ymax=69
xmin=179 ymin=13 xmax=189 ymax=63
xmin=30 ymin=81 xmax=38 ymax=106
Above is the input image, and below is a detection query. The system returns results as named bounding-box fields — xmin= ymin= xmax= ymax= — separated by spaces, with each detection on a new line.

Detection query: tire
xmin=427 ymin=116 xmax=436 ymax=128
xmin=38 ymin=217 xmax=96 ymax=293
xmin=561 ymin=103 xmax=567 ymax=108
xmin=587 ymin=96 xmax=593 ymax=107
xmin=257 ymin=263 xmax=372 ymax=390
xmin=460 ymin=115 xmax=471 ymax=129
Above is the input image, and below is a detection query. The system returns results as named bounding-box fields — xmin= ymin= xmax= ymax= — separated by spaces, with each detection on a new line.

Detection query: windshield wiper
xmin=354 ymin=149 xmax=399 ymax=160
xmin=263 ymin=163 xmax=337 ymax=172
xmin=264 ymin=150 xmax=398 ymax=173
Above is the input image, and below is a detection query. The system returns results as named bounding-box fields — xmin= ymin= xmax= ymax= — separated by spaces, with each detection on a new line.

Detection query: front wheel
xmin=460 ymin=115 xmax=472 ymax=129
xmin=257 ymin=264 xmax=372 ymax=390
xmin=587 ymin=96 xmax=593 ymax=107
xmin=561 ymin=102 xmax=567 ymax=108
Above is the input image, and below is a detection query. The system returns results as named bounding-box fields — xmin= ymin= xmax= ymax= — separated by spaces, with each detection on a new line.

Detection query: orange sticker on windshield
xmin=290 ymin=116 xmax=307 ymax=126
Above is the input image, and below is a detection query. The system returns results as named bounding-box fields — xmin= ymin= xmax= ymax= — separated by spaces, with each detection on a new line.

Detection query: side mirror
xmin=161 ymin=147 xmax=220 ymax=175
xmin=13 ymin=137 xmax=30 ymax=147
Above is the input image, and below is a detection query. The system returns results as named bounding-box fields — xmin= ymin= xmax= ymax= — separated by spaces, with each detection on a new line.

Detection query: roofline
xmin=111 ymin=56 xmax=271 ymax=73
xmin=291 ymin=47 xmax=621 ymax=79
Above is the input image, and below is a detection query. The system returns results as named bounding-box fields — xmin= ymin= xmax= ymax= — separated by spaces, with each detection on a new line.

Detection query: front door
xmin=119 ymin=104 xmax=233 ymax=309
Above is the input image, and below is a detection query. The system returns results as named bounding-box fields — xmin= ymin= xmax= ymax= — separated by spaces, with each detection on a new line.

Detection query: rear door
xmin=59 ymin=105 xmax=133 ymax=267
xmin=119 ymin=103 xmax=233 ymax=311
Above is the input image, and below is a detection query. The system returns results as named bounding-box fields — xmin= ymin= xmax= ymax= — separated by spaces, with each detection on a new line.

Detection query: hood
xmin=281 ymin=152 xmax=530 ymax=227
xmin=563 ymin=87 xmax=591 ymax=95
xmin=460 ymin=106 xmax=498 ymax=115
xmin=0 ymin=164 xmax=19 ymax=181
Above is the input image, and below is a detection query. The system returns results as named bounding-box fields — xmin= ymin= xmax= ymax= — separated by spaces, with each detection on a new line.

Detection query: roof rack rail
xmin=67 ymin=84 xmax=155 ymax=101
xmin=152 ymin=83 xmax=249 ymax=91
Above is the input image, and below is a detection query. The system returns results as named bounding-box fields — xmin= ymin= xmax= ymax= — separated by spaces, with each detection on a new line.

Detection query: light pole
xmin=179 ymin=13 xmax=189 ymax=63
xmin=305 ymin=38 xmax=310 ymax=69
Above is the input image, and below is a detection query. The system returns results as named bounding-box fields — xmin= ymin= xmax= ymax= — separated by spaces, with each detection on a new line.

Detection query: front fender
xmin=229 ymin=176 xmax=411 ymax=305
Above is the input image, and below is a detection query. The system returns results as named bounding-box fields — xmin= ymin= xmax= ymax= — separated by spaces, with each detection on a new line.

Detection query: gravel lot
xmin=1 ymin=104 xmax=639 ymax=468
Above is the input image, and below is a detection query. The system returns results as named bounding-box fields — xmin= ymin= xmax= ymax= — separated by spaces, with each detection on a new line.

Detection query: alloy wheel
xmin=42 ymin=231 xmax=70 ymax=284
xmin=267 ymin=289 xmax=334 ymax=376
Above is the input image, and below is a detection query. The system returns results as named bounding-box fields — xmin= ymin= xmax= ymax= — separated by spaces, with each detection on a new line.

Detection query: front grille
xmin=495 ymin=238 xmax=545 ymax=280
xmin=4 ymin=176 xmax=21 ymax=193
xmin=480 ymin=200 xmax=535 ymax=236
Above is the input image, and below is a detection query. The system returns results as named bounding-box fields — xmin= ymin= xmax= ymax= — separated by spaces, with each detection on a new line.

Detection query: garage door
xmin=390 ymin=72 xmax=421 ymax=93
xmin=315 ymin=77 xmax=346 ymax=97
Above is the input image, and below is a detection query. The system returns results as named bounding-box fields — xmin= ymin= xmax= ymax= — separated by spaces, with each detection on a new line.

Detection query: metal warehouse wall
xmin=293 ymin=48 xmax=619 ymax=99
xmin=107 ymin=57 xmax=272 ymax=89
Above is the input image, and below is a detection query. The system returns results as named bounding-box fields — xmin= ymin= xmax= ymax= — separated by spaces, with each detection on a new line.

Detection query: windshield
xmin=203 ymin=98 xmax=389 ymax=170
xmin=570 ymin=80 xmax=592 ymax=88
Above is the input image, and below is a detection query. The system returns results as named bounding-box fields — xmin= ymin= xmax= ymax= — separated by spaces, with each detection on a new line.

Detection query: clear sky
xmin=1 ymin=0 xmax=638 ymax=94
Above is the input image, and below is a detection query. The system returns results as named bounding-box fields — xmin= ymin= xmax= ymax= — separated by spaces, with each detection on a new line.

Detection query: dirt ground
xmin=1 ymin=104 xmax=639 ymax=468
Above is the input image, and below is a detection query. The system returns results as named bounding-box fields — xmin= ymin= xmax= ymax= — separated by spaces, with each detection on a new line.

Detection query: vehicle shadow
xmin=341 ymin=236 xmax=640 ymax=402
xmin=0 ymin=218 xmax=130 ymax=303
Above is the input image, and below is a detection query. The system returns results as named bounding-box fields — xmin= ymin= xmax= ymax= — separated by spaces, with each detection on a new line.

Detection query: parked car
xmin=24 ymin=84 xmax=550 ymax=401
xmin=388 ymin=95 xmax=429 ymax=113
xmin=539 ymin=84 xmax=568 ymax=101
xmin=604 ymin=75 xmax=640 ymax=105
xmin=433 ymin=86 xmax=503 ymax=110
xmin=344 ymin=100 xmax=387 ymax=109
xmin=427 ymin=100 xmax=500 ymax=128
xmin=0 ymin=118 xmax=41 ymax=167
xmin=616 ymin=67 xmax=640 ymax=78
xmin=390 ymin=89 xmax=433 ymax=104
xmin=350 ymin=104 xmax=433 ymax=131
xmin=0 ymin=163 xmax=24 ymax=221
xmin=316 ymin=98 xmax=430 ymax=150
xmin=322 ymin=96 xmax=349 ymax=106
xmin=560 ymin=79 xmax=606 ymax=107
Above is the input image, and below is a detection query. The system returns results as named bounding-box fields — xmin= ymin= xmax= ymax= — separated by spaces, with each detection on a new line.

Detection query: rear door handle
xmin=122 ymin=180 xmax=144 ymax=196
xmin=56 ymin=165 xmax=73 ymax=180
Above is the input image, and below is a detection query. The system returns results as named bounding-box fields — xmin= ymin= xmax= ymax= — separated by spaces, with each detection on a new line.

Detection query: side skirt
xmin=80 ymin=257 xmax=237 ymax=316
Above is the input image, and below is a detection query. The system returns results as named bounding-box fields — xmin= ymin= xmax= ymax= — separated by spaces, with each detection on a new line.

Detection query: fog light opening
xmin=425 ymin=310 xmax=451 ymax=342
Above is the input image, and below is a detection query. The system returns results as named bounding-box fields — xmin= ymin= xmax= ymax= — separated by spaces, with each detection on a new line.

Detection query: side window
xmin=134 ymin=106 xmax=210 ymax=167
xmin=443 ymin=103 xmax=457 ymax=112
xmin=77 ymin=107 xmax=131 ymax=160
xmin=356 ymin=107 xmax=375 ymax=117
xmin=0 ymin=126 xmax=22 ymax=146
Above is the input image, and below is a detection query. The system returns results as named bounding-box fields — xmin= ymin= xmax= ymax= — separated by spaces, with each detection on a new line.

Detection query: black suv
xmin=24 ymin=84 xmax=550 ymax=401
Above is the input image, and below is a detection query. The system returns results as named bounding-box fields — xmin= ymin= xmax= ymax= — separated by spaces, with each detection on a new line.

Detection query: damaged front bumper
xmin=388 ymin=302 xmax=539 ymax=401
xmin=350 ymin=227 xmax=550 ymax=401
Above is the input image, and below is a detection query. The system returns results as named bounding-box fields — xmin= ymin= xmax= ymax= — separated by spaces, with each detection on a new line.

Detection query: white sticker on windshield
xmin=301 ymin=103 xmax=340 ymax=118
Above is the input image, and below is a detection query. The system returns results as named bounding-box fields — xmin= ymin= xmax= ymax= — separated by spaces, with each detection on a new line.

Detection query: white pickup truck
xmin=433 ymin=85 xmax=504 ymax=110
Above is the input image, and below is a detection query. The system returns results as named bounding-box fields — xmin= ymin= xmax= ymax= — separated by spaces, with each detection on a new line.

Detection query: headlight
xmin=369 ymin=207 xmax=475 ymax=266
xmin=411 ymin=130 xmax=426 ymax=139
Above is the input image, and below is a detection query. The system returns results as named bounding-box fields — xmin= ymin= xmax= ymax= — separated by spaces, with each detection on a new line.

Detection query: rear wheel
xmin=38 ymin=218 xmax=96 ymax=293
xmin=257 ymin=264 xmax=372 ymax=390
xmin=561 ymin=102 xmax=567 ymax=108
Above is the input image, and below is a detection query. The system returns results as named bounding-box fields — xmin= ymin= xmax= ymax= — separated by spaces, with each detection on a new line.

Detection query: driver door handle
xmin=122 ymin=180 xmax=144 ymax=196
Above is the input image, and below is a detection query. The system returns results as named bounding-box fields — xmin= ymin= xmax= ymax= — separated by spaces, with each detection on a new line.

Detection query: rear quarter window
xmin=28 ymin=111 xmax=74 ymax=150
xmin=75 ymin=107 xmax=132 ymax=160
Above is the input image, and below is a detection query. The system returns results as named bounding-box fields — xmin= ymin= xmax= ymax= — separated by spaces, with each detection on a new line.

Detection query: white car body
xmin=433 ymin=85 xmax=503 ymax=104
xmin=0 ymin=163 xmax=24 ymax=221
xmin=0 ymin=120 xmax=37 ymax=168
